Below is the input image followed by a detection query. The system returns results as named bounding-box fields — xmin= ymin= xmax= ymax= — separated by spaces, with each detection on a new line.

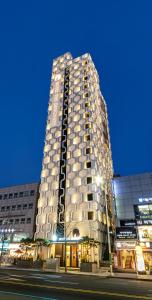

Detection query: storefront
xmin=48 ymin=238 xmax=100 ymax=268
xmin=115 ymin=227 xmax=137 ymax=270
xmin=115 ymin=240 xmax=137 ymax=270
xmin=138 ymin=226 xmax=152 ymax=271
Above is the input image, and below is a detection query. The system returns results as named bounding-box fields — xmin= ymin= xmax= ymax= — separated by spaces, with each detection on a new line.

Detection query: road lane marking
xmin=0 ymin=279 xmax=152 ymax=299
xmin=31 ymin=274 xmax=62 ymax=279
xmin=0 ymin=290 xmax=57 ymax=299
xmin=44 ymin=280 xmax=79 ymax=285
xmin=3 ymin=276 xmax=25 ymax=281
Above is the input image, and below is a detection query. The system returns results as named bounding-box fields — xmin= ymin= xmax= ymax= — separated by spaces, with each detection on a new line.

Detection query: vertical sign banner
xmin=135 ymin=245 xmax=145 ymax=272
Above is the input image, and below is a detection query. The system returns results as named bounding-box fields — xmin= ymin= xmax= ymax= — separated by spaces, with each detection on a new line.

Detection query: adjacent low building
xmin=113 ymin=173 xmax=152 ymax=271
xmin=0 ymin=183 xmax=39 ymax=255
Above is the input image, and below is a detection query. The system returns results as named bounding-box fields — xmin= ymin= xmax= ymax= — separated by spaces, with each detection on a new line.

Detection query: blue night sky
xmin=0 ymin=0 xmax=152 ymax=187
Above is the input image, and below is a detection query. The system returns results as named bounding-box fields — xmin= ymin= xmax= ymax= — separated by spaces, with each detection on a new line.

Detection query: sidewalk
xmin=112 ymin=272 xmax=152 ymax=281
xmin=0 ymin=265 xmax=152 ymax=281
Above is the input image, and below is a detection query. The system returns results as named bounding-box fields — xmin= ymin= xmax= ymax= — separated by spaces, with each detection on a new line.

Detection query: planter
xmin=16 ymin=260 xmax=33 ymax=268
xmin=43 ymin=258 xmax=60 ymax=272
xmin=80 ymin=262 xmax=97 ymax=273
xmin=33 ymin=260 xmax=43 ymax=268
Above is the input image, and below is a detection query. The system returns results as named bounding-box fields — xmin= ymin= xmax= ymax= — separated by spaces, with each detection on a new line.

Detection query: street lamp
xmin=98 ymin=176 xmax=113 ymax=276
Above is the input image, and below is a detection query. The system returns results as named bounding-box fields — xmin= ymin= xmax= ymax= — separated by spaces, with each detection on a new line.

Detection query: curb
xmin=111 ymin=276 xmax=152 ymax=282
xmin=0 ymin=267 xmax=152 ymax=281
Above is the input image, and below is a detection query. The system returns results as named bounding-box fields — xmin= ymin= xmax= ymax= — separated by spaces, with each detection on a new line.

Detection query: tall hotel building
xmin=35 ymin=52 xmax=114 ymax=267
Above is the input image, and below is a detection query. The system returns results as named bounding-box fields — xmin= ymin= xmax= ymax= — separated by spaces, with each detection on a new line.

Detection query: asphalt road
xmin=0 ymin=268 xmax=152 ymax=300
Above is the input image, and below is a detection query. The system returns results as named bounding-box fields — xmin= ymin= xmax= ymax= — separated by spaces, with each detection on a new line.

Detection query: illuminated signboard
xmin=134 ymin=204 xmax=152 ymax=220
xmin=139 ymin=198 xmax=152 ymax=203
xmin=116 ymin=227 xmax=137 ymax=240
xmin=116 ymin=241 xmax=136 ymax=250
xmin=120 ymin=219 xmax=152 ymax=226
xmin=138 ymin=226 xmax=152 ymax=242
xmin=120 ymin=219 xmax=136 ymax=227
xmin=137 ymin=219 xmax=152 ymax=226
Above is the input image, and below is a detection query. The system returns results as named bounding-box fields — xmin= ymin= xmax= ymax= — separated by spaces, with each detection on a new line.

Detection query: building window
xmin=73 ymin=228 xmax=80 ymax=237
xmin=4 ymin=194 xmax=8 ymax=200
xmin=9 ymin=219 xmax=14 ymax=225
xmin=1 ymin=207 xmax=5 ymax=212
xmin=20 ymin=218 xmax=25 ymax=224
xmin=88 ymin=211 xmax=94 ymax=220
xmin=85 ymin=112 xmax=90 ymax=118
xmin=86 ymin=147 xmax=91 ymax=155
xmin=84 ymin=83 xmax=88 ymax=89
xmin=24 ymin=191 xmax=29 ymax=197
xmin=0 ymin=195 xmax=2 ymax=200
xmin=23 ymin=204 xmax=27 ymax=210
xmin=6 ymin=206 xmax=10 ymax=211
xmin=12 ymin=205 xmax=16 ymax=211
xmin=14 ymin=193 xmax=18 ymax=198
xmin=9 ymin=193 xmax=13 ymax=199
xmin=15 ymin=219 xmax=19 ymax=224
xmin=85 ymin=102 xmax=89 ymax=108
xmin=17 ymin=205 xmax=21 ymax=210
xmin=83 ymin=60 xmax=88 ymax=66
xmin=83 ymin=92 xmax=89 ymax=98
xmin=87 ymin=193 xmax=93 ymax=201
xmin=30 ymin=190 xmax=35 ymax=196
xmin=27 ymin=218 xmax=31 ymax=224
xmin=0 ymin=220 xmax=2 ymax=225
xmin=85 ymin=123 xmax=90 ymax=130
xmin=19 ymin=192 xmax=23 ymax=198
xmin=29 ymin=203 xmax=33 ymax=209
xmin=87 ymin=177 xmax=92 ymax=184
xmin=86 ymin=161 xmax=91 ymax=168
xmin=83 ymin=76 xmax=88 ymax=81
xmin=85 ymin=134 xmax=90 ymax=141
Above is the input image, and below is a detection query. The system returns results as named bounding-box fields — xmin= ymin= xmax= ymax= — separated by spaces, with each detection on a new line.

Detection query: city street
xmin=0 ymin=269 xmax=152 ymax=299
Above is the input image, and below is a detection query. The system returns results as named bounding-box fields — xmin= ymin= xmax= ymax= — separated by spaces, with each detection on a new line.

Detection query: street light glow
xmin=52 ymin=234 xmax=58 ymax=241
xmin=96 ymin=175 xmax=103 ymax=186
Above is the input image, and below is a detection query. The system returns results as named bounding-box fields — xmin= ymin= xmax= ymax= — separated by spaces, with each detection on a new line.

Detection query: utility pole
xmin=105 ymin=191 xmax=113 ymax=275
xmin=64 ymin=218 xmax=67 ymax=273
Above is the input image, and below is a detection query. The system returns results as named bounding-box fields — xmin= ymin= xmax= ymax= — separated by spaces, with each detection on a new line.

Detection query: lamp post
xmin=98 ymin=176 xmax=113 ymax=276
xmin=64 ymin=217 xmax=67 ymax=273
xmin=104 ymin=188 xmax=113 ymax=276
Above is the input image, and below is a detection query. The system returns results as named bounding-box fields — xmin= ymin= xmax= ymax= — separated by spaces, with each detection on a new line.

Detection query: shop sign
xmin=120 ymin=219 xmax=152 ymax=226
xmin=116 ymin=227 xmax=137 ymax=240
xmin=137 ymin=219 xmax=152 ymax=226
xmin=120 ymin=220 xmax=136 ymax=227
xmin=54 ymin=237 xmax=82 ymax=243
xmin=116 ymin=241 xmax=136 ymax=250
xmin=138 ymin=226 xmax=152 ymax=242
xmin=139 ymin=197 xmax=152 ymax=203
xmin=134 ymin=204 xmax=152 ymax=220
xmin=140 ymin=242 xmax=152 ymax=249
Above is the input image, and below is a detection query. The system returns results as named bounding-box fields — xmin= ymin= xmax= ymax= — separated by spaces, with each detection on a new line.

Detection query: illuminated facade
xmin=35 ymin=53 xmax=114 ymax=266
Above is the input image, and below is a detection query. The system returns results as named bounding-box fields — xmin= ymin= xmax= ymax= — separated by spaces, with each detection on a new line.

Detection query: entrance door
xmin=71 ymin=245 xmax=77 ymax=268
xmin=66 ymin=245 xmax=70 ymax=267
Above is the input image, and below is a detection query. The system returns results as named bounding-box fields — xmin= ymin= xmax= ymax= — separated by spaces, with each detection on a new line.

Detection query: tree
xmin=34 ymin=238 xmax=50 ymax=260
xmin=20 ymin=238 xmax=34 ymax=255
